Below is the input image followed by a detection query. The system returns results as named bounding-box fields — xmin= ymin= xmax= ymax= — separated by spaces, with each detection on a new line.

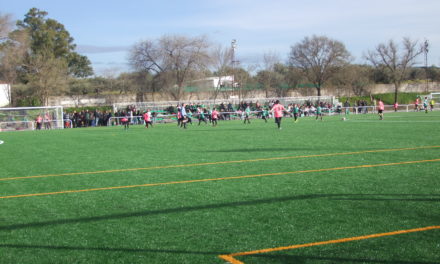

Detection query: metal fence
xmin=112 ymin=96 xmax=337 ymax=112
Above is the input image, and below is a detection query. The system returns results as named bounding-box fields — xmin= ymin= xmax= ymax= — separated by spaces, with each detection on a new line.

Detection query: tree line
xmin=1 ymin=8 xmax=439 ymax=107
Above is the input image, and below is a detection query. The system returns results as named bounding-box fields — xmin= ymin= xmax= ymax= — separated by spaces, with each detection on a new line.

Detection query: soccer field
xmin=1 ymin=112 xmax=439 ymax=264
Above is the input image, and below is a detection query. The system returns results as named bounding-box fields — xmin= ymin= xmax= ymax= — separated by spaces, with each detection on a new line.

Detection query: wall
xmin=47 ymin=82 xmax=440 ymax=107
xmin=0 ymin=83 xmax=11 ymax=107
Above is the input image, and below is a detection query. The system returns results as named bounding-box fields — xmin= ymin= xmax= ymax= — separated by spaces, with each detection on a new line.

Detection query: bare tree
xmin=101 ymin=67 xmax=120 ymax=93
xmin=26 ymin=51 xmax=68 ymax=105
xmin=331 ymin=65 xmax=374 ymax=97
xmin=110 ymin=70 xmax=157 ymax=102
xmin=235 ymin=65 xmax=258 ymax=100
xmin=210 ymin=44 xmax=233 ymax=101
xmin=365 ymin=38 xmax=424 ymax=103
xmin=0 ymin=13 xmax=14 ymax=41
xmin=0 ymin=15 xmax=29 ymax=104
xmin=257 ymin=51 xmax=281 ymax=97
xmin=289 ymin=35 xmax=351 ymax=96
xmin=129 ymin=35 xmax=211 ymax=100
xmin=273 ymin=64 xmax=303 ymax=97
xmin=67 ymin=78 xmax=91 ymax=107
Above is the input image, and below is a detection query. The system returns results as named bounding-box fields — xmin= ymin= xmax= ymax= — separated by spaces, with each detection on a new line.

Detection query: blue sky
xmin=3 ymin=0 xmax=440 ymax=75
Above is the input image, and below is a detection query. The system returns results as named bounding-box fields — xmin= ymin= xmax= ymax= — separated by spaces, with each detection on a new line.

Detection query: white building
xmin=0 ymin=83 xmax=11 ymax=107
xmin=191 ymin=76 xmax=235 ymax=91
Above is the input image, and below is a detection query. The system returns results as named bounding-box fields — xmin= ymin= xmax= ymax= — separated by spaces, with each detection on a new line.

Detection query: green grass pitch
xmin=0 ymin=112 xmax=439 ymax=264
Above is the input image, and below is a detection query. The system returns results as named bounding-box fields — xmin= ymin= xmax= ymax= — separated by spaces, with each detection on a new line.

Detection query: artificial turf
xmin=0 ymin=111 xmax=439 ymax=264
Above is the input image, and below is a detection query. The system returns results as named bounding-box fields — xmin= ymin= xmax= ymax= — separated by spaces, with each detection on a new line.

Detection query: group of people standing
xmin=64 ymin=109 xmax=112 ymax=128
xmin=176 ymin=104 xmax=220 ymax=129
xmin=173 ymin=100 xmax=290 ymax=130
xmin=414 ymin=97 xmax=436 ymax=113
xmin=120 ymin=109 xmax=153 ymax=130
xmin=35 ymin=112 xmax=53 ymax=130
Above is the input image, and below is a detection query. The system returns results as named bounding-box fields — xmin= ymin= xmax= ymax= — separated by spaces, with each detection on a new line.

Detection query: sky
xmin=2 ymin=0 xmax=440 ymax=76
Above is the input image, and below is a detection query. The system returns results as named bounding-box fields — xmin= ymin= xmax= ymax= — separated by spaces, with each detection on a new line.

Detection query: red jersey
xmin=211 ymin=110 xmax=219 ymax=119
xmin=143 ymin=112 xmax=150 ymax=122
xmin=272 ymin=104 xmax=285 ymax=118
xmin=378 ymin=101 xmax=385 ymax=111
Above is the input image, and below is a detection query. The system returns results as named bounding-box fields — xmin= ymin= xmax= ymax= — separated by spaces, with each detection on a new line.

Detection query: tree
xmin=210 ymin=44 xmax=233 ymax=101
xmin=235 ymin=66 xmax=257 ymax=100
xmin=67 ymin=78 xmax=92 ymax=107
xmin=273 ymin=64 xmax=303 ymax=97
xmin=365 ymin=38 xmax=424 ymax=103
xmin=0 ymin=13 xmax=30 ymax=104
xmin=116 ymin=71 xmax=154 ymax=101
xmin=16 ymin=8 xmax=93 ymax=78
xmin=331 ymin=64 xmax=374 ymax=97
xmin=426 ymin=66 xmax=440 ymax=82
xmin=129 ymin=35 xmax=211 ymax=100
xmin=67 ymin=52 xmax=93 ymax=78
xmin=26 ymin=50 xmax=68 ymax=105
xmin=0 ymin=13 xmax=13 ymax=41
xmin=257 ymin=51 xmax=281 ymax=98
xmin=289 ymin=35 xmax=351 ymax=96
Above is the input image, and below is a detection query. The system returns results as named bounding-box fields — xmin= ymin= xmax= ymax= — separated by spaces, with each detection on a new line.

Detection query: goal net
xmin=429 ymin=92 xmax=440 ymax=100
xmin=0 ymin=106 xmax=64 ymax=132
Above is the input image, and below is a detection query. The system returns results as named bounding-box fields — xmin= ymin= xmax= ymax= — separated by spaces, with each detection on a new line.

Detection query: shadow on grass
xmin=249 ymin=253 xmax=440 ymax=264
xmin=0 ymin=194 xmax=438 ymax=231
xmin=330 ymin=196 xmax=440 ymax=202
xmin=0 ymin=243 xmax=225 ymax=256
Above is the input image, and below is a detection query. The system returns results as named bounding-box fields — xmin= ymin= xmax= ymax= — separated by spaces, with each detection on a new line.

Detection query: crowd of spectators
xmin=63 ymin=109 xmax=113 ymax=128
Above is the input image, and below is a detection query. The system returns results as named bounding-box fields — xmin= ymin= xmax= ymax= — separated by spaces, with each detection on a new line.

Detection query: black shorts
xmin=378 ymin=109 xmax=383 ymax=114
xmin=275 ymin=117 xmax=282 ymax=123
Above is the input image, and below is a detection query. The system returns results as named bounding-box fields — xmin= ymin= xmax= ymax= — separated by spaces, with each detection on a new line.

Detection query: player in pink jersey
xmin=211 ymin=108 xmax=219 ymax=126
xmin=414 ymin=97 xmax=420 ymax=111
xmin=35 ymin=114 xmax=43 ymax=130
xmin=271 ymin=100 xmax=286 ymax=129
xmin=176 ymin=105 xmax=182 ymax=127
xmin=121 ymin=112 xmax=129 ymax=130
xmin=143 ymin=110 xmax=153 ymax=128
xmin=378 ymin=99 xmax=385 ymax=120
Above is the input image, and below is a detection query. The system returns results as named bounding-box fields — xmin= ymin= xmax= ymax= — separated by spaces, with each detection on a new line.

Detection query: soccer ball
xmin=341 ymin=117 xmax=346 ymax=121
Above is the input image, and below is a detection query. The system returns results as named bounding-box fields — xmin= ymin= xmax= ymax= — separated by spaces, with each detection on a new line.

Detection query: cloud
xmin=76 ymin=45 xmax=130 ymax=54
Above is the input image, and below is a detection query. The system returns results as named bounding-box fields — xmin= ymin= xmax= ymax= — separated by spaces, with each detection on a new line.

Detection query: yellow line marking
xmin=219 ymin=225 xmax=440 ymax=264
xmin=1 ymin=145 xmax=440 ymax=182
xmin=1 ymin=158 xmax=439 ymax=199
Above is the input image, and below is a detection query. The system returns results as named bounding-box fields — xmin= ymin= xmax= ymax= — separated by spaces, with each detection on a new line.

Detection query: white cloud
xmin=76 ymin=45 xmax=130 ymax=54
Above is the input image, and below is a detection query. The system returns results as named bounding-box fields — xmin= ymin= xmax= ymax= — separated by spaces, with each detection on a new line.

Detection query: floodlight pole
xmin=424 ymin=39 xmax=429 ymax=93
xmin=231 ymin=39 xmax=238 ymax=104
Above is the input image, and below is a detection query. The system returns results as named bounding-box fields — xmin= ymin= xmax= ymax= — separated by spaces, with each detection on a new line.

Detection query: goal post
xmin=0 ymin=106 xmax=64 ymax=132
xmin=428 ymin=92 xmax=440 ymax=100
